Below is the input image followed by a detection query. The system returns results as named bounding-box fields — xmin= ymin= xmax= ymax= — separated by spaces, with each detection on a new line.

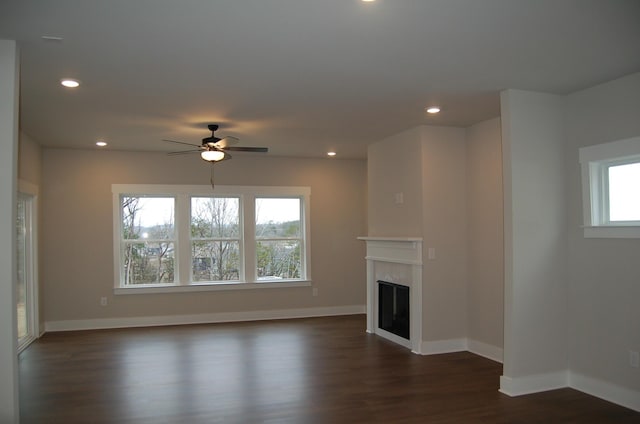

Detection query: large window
xmin=112 ymin=185 xmax=311 ymax=292
xmin=579 ymin=136 xmax=640 ymax=238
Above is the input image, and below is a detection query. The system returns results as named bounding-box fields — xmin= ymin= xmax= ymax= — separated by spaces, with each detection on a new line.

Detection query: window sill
xmin=114 ymin=280 xmax=312 ymax=295
xmin=583 ymin=226 xmax=640 ymax=239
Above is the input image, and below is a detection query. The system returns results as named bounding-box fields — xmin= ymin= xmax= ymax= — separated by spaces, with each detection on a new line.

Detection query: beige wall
xmin=18 ymin=131 xmax=41 ymax=187
xmin=40 ymin=148 xmax=367 ymax=324
xmin=420 ymin=126 xmax=468 ymax=342
xmin=466 ymin=118 xmax=503 ymax=349
xmin=367 ymin=126 xmax=423 ymax=237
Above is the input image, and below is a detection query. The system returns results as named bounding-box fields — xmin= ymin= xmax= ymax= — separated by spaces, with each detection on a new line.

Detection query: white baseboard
xmin=419 ymin=338 xmax=503 ymax=362
xmin=468 ymin=339 xmax=504 ymax=363
xmin=570 ymin=372 xmax=640 ymax=412
xmin=499 ymin=371 xmax=569 ymax=396
xmin=421 ymin=338 xmax=467 ymax=355
xmin=44 ymin=305 xmax=365 ymax=332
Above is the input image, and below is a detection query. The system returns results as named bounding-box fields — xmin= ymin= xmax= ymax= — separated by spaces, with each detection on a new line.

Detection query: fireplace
xmin=378 ymin=280 xmax=410 ymax=340
xmin=358 ymin=237 xmax=423 ymax=353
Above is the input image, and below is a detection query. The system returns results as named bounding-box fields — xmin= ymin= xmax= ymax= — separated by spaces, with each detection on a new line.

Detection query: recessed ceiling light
xmin=96 ymin=140 xmax=107 ymax=147
xmin=327 ymin=151 xmax=337 ymax=157
xmin=426 ymin=106 xmax=441 ymax=114
xmin=60 ymin=78 xmax=80 ymax=88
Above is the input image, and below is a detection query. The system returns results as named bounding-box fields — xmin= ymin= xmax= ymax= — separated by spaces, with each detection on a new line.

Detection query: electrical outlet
xmin=100 ymin=297 xmax=108 ymax=306
xmin=312 ymin=288 xmax=318 ymax=297
xmin=630 ymin=350 xmax=639 ymax=368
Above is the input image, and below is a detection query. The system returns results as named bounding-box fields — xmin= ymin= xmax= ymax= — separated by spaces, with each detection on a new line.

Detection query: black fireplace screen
xmin=377 ymin=280 xmax=410 ymax=340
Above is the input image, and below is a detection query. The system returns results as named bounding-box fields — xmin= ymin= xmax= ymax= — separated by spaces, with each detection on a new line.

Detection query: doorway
xmin=17 ymin=190 xmax=38 ymax=351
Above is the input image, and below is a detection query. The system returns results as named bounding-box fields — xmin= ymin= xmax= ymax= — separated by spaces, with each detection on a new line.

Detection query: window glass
xmin=255 ymin=198 xmax=301 ymax=237
xmin=191 ymin=197 xmax=239 ymax=238
xmin=608 ymin=162 xmax=640 ymax=222
xmin=256 ymin=240 xmax=301 ymax=280
xmin=121 ymin=196 xmax=174 ymax=239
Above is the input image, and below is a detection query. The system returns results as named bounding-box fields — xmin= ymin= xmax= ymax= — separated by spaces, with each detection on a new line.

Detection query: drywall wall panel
xmin=466 ymin=117 xmax=504 ymax=352
xmin=501 ymin=89 xmax=568 ymax=386
xmin=420 ymin=125 xmax=468 ymax=342
xmin=0 ymin=38 xmax=20 ymax=424
xmin=367 ymin=126 xmax=423 ymax=238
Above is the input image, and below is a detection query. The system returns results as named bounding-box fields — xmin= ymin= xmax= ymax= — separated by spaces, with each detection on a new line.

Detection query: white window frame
xmin=255 ymin=196 xmax=307 ymax=282
xmin=579 ymin=136 xmax=640 ymax=238
xmin=112 ymin=184 xmax=311 ymax=294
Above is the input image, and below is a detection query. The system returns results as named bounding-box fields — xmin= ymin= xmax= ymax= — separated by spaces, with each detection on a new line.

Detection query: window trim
xmin=579 ymin=136 xmax=640 ymax=238
xmin=112 ymin=184 xmax=312 ymax=293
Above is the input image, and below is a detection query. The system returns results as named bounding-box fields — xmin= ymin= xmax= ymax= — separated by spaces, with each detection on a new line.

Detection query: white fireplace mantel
xmin=358 ymin=237 xmax=423 ymax=354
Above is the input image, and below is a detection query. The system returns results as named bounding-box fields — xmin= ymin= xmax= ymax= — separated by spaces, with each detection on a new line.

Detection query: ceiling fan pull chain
xmin=210 ymin=162 xmax=215 ymax=190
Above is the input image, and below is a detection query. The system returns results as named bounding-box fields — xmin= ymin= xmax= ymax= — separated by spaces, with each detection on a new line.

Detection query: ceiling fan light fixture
xmin=201 ymin=150 xmax=225 ymax=162
xmin=60 ymin=78 xmax=80 ymax=88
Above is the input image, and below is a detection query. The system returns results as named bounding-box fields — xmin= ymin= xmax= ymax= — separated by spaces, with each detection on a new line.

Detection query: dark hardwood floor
xmin=19 ymin=315 xmax=639 ymax=423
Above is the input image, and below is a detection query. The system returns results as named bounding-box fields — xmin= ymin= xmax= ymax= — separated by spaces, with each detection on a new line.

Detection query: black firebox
xmin=377 ymin=280 xmax=410 ymax=340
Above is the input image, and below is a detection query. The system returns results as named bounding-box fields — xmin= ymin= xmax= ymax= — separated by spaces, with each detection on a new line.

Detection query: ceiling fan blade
xmin=224 ymin=146 xmax=268 ymax=153
xmin=167 ymin=149 xmax=202 ymax=155
xmin=214 ymin=136 xmax=239 ymax=149
xmin=163 ymin=139 xmax=202 ymax=148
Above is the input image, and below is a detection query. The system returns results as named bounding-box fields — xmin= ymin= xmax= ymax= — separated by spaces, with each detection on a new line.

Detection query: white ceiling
xmin=1 ymin=0 xmax=639 ymax=159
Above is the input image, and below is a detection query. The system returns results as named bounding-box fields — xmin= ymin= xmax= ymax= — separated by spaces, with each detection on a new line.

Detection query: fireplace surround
xmin=358 ymin=237 xmax=423 ymax=353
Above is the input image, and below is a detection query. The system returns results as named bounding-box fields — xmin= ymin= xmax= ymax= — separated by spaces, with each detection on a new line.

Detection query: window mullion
xmin=244 ymin=194 xmax=256 ymax=283
xmin=177 ymin=193 xmax=191 ymax=285
xmin=603 ymin=164 xmax=611 ymax=225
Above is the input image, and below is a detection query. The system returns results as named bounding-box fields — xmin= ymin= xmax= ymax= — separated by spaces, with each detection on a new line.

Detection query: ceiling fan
xmin=163 ymin=124 xmax=268 ymax=162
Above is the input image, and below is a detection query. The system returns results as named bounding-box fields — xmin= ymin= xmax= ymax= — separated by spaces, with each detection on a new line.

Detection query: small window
xmin=579 ymin=136 xmax=640 ymax=238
